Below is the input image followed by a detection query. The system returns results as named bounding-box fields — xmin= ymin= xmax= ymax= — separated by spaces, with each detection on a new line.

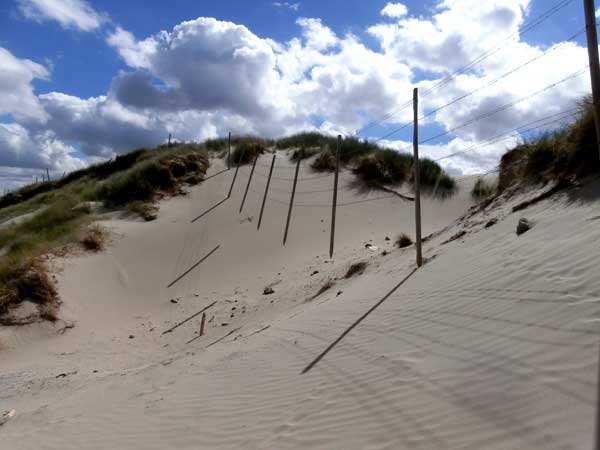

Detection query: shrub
xmin=311 ymin=151 xmax=336 ymax=172
xmin=231 ymin=137 xmax=267 ymax=165
xmin=354 ymin=150 xmax=412 ymax=184
xmin=471 ymin=178 xmax=496 ymax=199
xmin=81 ymin=225 xmax=105 ymax=252
xmin=396 ymin=233 xmax=413 ymax=248
xmin=290 ymin=147 xmax=320 ymax=162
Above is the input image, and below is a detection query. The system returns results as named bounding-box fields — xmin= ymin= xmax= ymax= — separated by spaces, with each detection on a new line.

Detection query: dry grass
xmin=80 ymin=224 xmax=106 ymax=252
xmin=396 ymin=233 xmax=413 ymax=248
xmin=499 ymin=95 xmax=599 ymax=192
xmin=344 ymin=262 xmax=368 ymax=279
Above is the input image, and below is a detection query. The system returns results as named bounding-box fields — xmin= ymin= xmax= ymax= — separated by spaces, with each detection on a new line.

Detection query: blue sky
xmin=0 ymin=0 xmax=594 ymax=188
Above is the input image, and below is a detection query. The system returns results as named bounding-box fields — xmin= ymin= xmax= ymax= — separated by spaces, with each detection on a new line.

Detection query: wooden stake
xmin=283 ymin=158 xmax=301 ymax=245
xmin=329 ymin=135 xmax=341 ymax=258
xmin=199 ymin=312 xmax=206 ymax=336
xmin=161 ymin=301 xmax=217 ymax=335
xmin=584 ymin=0 xmax=600 ymax=160
xmin=168 ymin=133 xmax=172 ymax=147
xmin=240 ymin=154 xmax=258 ymax=213
xmin=228 ymin=132 xmax=232 ymax=170
xmin=257 ymin=154 xmax=276 ymax=230
xmin=46 ymin=168 xmax=50 ymax=181
xmin=227 ymin=146 xmax=245 ymax=198
xmin=413 ymin=88 xmax=423 ymax=267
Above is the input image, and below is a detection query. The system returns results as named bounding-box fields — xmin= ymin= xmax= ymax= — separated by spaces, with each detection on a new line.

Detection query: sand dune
xmin=1 ymin=152 xmax=599 ymax=449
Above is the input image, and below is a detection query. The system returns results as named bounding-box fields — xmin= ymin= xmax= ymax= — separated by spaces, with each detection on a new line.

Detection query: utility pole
xmin=584 ymin=0 xmax=600 ymax=159
xmin=413 ymin=88 xmax=423 ymax=268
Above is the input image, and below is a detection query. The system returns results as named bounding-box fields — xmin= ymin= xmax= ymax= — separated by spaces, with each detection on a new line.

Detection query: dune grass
xmin=472 ymin=178 xmax=497 ymax=199
xmin=499 ymin=96 xmax=600 ymax=192
xmin=275 ymin=132 xmax=456 ymax=195
xmin=0 ymin=143 xmax=209 ymax=321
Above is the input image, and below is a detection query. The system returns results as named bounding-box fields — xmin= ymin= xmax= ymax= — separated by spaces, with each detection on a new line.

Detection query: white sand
xmin=1 ymin=153 xmax=599 ymax=449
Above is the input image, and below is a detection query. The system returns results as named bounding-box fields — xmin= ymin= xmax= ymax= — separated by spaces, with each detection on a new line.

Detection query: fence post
xmin=228 ymin=132 xmax=232 ymax=170
xmin=413 ymin=88 xmax=423 ymax=267
xmin=46 ymin=168 xmax=50 ymax=182
xmin=257 ymin=154 xmax=276 ymax=230
xmin=240 ymin=154 xmax=258 ymax=213
xmin=200 ymin=312 xmax=206 ymax=337
xmin=329 ymin=135 xmax=341 ymax=258
xmin=168 ymin=133 xmax=172 ymax=147
xmin=283 ymin=158 xmax=301 ymax=245
xmin=584 ymin=0 xmax=600 ymax=160
xmin=227 ymin=147 xmax=245 ymax=199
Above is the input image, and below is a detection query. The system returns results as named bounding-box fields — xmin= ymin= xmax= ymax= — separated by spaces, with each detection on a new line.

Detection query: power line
xmin=434 ymin=108 xmax=579 ymax=162
xmin=354 ymin=0 xmax=577 ymax=137
xmin=375 ymin=27 xmax=586 ymax=142
xmin=420 ymin=67 xmax=588 ymax=145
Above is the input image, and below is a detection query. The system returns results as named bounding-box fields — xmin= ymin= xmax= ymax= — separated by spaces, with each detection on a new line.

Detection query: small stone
xmin=263 ymin=287 xmax=275 ymax=295
xmin=516 ymin=218 xmax=532 ymax=235
xmin=385 ymin=236 xmax=390 ymax=241
xmin=336 ymin=291 xmax=343 ymax=297
xmin=485 ymin=218 xmax=498 ymax=228
xmin=170 ymin=299 xmax=178 ymax=304
xmin=129 ymin=335 xmax=135 ymax=339
xmin=311 ymin=270 xmax=319 ymax=276
xmin=222 ymin=323 xmax=229 ymax=326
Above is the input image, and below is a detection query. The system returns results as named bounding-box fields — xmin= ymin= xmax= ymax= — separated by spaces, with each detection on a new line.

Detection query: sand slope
xmin=1 ymin=153 xmax=599 ymax=449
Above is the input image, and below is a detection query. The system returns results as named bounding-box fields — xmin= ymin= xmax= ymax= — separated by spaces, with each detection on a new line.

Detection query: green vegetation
xmin=471 ymin=178 xmax=497 ymax=199
xmin=231 ymin=137 xmax=268 ymax=165
xmin=276 ymin=132 xmax=456 ymax=195
xmin=0 ymin=143 xmax=208 ymax=321
xmin=499 ymin=96 xmax=600 ymax=192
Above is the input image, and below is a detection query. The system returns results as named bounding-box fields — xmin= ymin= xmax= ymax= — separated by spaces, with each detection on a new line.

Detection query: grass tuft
xmin=396 ymin=233 xmax=413 ymax=248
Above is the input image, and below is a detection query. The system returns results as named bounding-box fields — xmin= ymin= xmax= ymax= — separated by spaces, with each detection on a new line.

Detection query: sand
xmin=1 ymin=152 xmax=599 ymax=449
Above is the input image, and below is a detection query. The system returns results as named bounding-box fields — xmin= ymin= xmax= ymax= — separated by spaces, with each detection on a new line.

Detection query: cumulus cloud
xmin=381 ymin=3 xmax=408 ymax=19
xmin=0 ymin=1 xmax=594 ymax=188
xmin=0 ymin=47 xmax=49 ymax=121
xmin=17 ymin=0 xmax=106 ymax=32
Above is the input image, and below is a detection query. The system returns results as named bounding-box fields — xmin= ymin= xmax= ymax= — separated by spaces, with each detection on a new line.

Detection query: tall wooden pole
xmin=584 ymin=0 xmax=600 ymax=159
xmin=413 ymin=88 xmax=423 ymax=268
xmin=329 ymin=135 xmax=341 ymax=259
xmin=257 ymin=154 xmax=276 ymax=230
xmin=283 ymin=158 xmax=301 ymax=246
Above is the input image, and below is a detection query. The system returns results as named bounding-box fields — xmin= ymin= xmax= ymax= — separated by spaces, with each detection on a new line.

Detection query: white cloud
xmin=0 ymin=123 xmax=85 ymax=174
xmin=381 ymin=2 xmax=408 ymax=19
xmin=0 ymin=1 xmax=594 ymax=184
xmin=273 ymin=2 xmax=300 ymax=12
xmin=0 ymin=47 xmax=49 ymax=121
xmin=296 ymin=18 xmax=338 ymax=51
xmin=18 ymin=0 xmax=105 ymax=31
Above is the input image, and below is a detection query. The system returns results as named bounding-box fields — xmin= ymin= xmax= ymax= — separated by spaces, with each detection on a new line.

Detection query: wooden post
xmin=227 ymin=147 xmax=245 ymax=198
xmin=413 ymin=88 xmax=423 ymax=267
xmin=228 ymin=132 xmax=232 ymax=170
xmin=257 ymin=154 xmax=276 ymax=230
xmin=199 ymin=312 xmax=206 ymax=337
xmin=329 ymin=135 xmax=341 ymax=258
xmin=240 ymin=154 xmax=258 ymax=213
xmin=283 ymin=158 xmax=301 ymax=245
xmin=584 ymin=0 xmax=600 ymax=160
xmin=46 ymin=168 xmax=50 ymax=181
xmin=168 ymin=133 xmax=172 ymax=147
